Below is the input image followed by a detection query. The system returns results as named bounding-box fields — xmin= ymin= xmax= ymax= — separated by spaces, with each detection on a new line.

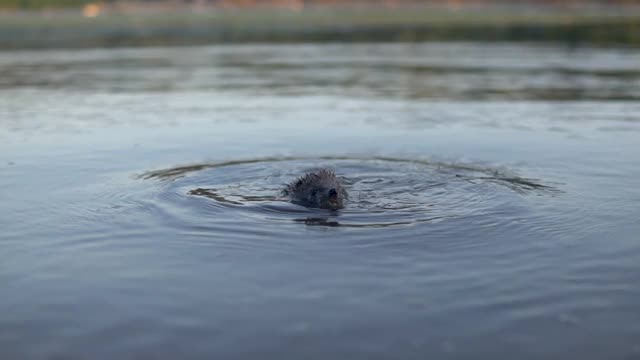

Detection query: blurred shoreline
xmin=2 ymin=3 xmax=640 ymax=49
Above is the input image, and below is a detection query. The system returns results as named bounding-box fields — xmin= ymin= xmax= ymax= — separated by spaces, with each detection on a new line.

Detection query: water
xmin=1 ymin=43 xmax=640 ymax=359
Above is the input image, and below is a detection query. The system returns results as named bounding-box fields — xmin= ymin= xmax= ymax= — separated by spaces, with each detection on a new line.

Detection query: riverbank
xmin=2 ymin=5 xmax=640 ymax=49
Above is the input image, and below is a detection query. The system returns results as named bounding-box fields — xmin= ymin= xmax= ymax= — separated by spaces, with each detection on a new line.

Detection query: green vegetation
xmin=1 ymin=7 xmax=640 ymax=48
xmin=0 ymin=0 xmax=92 ymax=9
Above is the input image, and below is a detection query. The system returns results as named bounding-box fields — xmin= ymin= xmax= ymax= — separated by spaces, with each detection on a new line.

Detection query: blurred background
xmin=1 ymin=0 xmax=640 ymax=48
xmin=2 ymin=0 xmax=640 ymax=359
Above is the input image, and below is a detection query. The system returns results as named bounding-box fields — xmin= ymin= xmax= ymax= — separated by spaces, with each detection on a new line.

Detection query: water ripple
xmin=140 ymin=157 xmax=558 ymax=234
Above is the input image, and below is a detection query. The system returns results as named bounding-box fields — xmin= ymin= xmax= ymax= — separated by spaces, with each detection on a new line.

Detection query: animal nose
xmin=328 ymin=188 xmax=337 ymax=198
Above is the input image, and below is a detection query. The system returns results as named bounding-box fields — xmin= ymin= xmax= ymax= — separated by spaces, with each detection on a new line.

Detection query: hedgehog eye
xmin=311 ymin=190 xmax=317 ymax=197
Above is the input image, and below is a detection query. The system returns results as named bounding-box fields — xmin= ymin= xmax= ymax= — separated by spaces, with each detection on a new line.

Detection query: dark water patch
xmin=2 ymin=44 xmax=640 ymax=102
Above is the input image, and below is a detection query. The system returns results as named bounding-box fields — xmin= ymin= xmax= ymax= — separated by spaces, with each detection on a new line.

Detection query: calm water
xmin=1 ymin=43 xmax=640 ymax=359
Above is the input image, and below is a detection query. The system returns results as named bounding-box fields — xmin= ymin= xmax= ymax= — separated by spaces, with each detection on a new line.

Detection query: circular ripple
xmin=141 ymin=157 xmax=556 ymax=229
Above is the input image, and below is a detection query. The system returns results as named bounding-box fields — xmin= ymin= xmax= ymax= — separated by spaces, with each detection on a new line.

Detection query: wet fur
xmin=284 ymin=169 xmax=347 ymax=210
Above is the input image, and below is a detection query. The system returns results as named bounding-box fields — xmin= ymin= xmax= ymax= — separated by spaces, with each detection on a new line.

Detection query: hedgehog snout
xmin=328 ymin=188 xmax=338 ymax=199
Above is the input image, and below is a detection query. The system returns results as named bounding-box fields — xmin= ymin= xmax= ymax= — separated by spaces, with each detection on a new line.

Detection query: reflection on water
xmin=1 ymin=43 xmax=640 ymax=100
xmin=1 ymin=43 xmax=640 ymax=360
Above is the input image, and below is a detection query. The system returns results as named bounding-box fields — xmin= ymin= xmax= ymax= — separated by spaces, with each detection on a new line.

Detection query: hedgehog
xmin=283 ymin=169 xmax=347 ymax=210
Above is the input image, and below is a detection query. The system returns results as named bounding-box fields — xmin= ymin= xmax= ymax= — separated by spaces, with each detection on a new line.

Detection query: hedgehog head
xmin=289 ymin=169 xmax=345 ymax=210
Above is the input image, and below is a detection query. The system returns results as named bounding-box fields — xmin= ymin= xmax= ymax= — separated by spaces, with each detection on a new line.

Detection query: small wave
xmin=139 ymin=156 xmax=559 ymax=229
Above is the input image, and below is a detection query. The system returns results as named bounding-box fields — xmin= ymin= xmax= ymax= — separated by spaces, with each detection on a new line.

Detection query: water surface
xmin=1 ymin=43 xmax=640 ymax=359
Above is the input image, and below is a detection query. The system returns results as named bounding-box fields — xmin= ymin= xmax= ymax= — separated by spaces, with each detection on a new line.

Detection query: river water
xmin=1 ymin=43 xmax=639 ymax=359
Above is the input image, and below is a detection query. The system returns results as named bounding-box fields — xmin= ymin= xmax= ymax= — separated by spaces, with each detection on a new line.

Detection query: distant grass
xmin=0 ymin=0 xmax=90 ymax=9
xmin=1 ymin=7 xmax=640 ymax=49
